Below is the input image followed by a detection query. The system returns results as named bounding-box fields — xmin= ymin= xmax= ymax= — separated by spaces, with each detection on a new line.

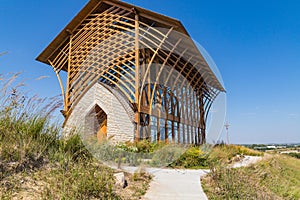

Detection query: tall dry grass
xmin=202 ymin=146 xmax=300 ymax=200
xmin=0 ymin=73 xmax=122 ymax=199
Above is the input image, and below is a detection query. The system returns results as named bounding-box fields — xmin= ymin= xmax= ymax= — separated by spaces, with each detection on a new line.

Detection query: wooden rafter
xmin=37 ymin=0 xmax=225 ymax=145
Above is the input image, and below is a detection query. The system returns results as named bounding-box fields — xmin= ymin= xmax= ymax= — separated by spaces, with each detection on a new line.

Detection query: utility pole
xmin=225 ymin=121 xmax=230 ymax=144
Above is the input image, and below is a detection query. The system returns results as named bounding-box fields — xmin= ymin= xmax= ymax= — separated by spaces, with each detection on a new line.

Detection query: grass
xmin=208 ymin=144 xmax=263 ymax=163
xmin=169 ymin=146 xmax=209 ymax=169
xmin=1 ymin=161 xmax=118 ymax=199
xmin=169 ymin=144 xmax=263 ymax=169
xmin=112 ymin=141 xmax=264 ymax=169
xmin=0 ymin=74 xmax=151 ymax=199
xmin=91 ymin=139 xmax=187 ymax=168
xmin=287 ymin=152 xmax=300 ymax=159
xmin=3 ymin=73 xmax=296 ymax=199
xmin=202 ymin=151 xmax=300 ymax=199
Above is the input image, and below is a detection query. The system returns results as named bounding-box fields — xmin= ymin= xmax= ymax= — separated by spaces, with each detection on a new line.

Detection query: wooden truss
xmin=37 ymin=0 xmax=225 ymax=145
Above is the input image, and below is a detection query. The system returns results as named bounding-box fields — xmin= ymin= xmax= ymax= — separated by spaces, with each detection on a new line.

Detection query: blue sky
xmin=0 ymin=0 xmax=299 ymax=144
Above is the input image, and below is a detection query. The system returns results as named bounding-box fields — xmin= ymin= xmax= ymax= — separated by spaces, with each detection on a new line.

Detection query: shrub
xmin=170 ymin=146 xmax=209 ymax=169
xmin=287 ymin=152 xmax=300 ymax=159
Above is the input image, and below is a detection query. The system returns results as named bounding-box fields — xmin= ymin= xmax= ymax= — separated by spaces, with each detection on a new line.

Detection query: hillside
xmin=0 ymin=77 xmax=151 ymax=199
xmin=202 ymin=149 xmax=300 ymax=199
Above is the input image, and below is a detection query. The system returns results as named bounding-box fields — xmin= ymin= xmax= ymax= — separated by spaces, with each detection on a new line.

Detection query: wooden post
xmin=199 ymin=90 xmax=206 ymax=144
xmin=66 ymin=32 xmax=72 ymax=113
xmin=48 ymin=60 xmax=66 ymax=112
xmin=134 ymin=10 xmax=140 ymax=141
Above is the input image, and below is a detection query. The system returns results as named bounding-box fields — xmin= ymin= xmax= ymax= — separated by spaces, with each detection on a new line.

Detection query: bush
xmin=287 ymin=152 xmax=300 ymax=159
xmin=170 ymin=146 xmax=209 ymax=169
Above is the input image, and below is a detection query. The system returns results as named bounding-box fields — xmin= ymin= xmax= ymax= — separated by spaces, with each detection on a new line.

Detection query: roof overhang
xmin=36 ymin=0 xmax=189 ymax=65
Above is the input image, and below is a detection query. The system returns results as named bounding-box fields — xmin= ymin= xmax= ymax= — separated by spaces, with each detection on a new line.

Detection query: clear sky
xmin=0 ymin=0 xmax=299 ymax=144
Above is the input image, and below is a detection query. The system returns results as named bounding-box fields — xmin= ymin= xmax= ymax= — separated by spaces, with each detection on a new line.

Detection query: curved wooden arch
xmin=44 ymin=4 xmax=224 ymax=144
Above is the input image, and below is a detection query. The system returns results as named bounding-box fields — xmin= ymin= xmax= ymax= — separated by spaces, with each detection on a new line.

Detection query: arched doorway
xmin=95 ymin=105 xmax=107 ymax=141
xmin=85 ymin=104 xmax=107 ymax=141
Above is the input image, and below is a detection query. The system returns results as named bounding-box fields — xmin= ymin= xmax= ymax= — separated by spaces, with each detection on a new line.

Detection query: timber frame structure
xmin=37 ymin=0 xmax=225 ymax=145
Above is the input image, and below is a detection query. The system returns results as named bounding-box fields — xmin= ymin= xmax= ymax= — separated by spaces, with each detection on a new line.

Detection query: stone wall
xmin=64 ymin=82 xmax=134 ymax=143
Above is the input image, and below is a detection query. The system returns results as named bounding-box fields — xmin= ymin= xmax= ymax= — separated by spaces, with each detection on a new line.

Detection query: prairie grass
xmin=169 ymin=144 xmax=263 ymax=169
xmin=208 ymin=144 xmax=263 ymax=164
xmin=0 ymin=74 xmax=150 ymax=199
xmin=202 ymin=148 xmax=300 ymax=199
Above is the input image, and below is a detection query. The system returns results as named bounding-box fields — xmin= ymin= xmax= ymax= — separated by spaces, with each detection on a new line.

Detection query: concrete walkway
xmin=119 ymin=156 xmax=263 ymax=200
xmin=120 ymin=166 xmax=209 ymax=200
xmin=143 ymin=168 xmax=209 ymax=200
